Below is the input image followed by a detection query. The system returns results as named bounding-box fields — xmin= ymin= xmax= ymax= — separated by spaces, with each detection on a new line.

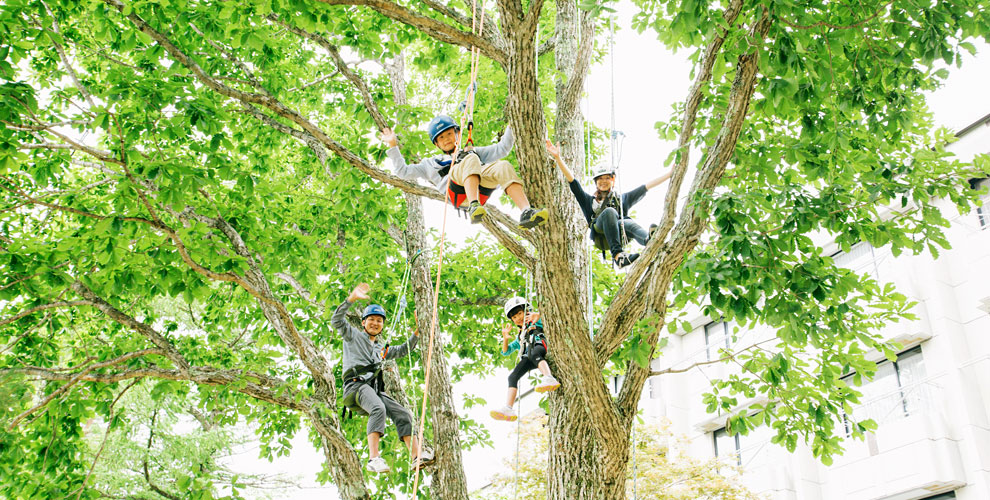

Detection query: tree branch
xmin=104 ymin=0 xmax=441 ymax=203
xmin=143 ymin=409 xmax=180 ymax=500
xmin=557 ymin=11 xmax=595 ymax=120
xmin=7 ymin=349 xmax=164 ymax=430
xmin=419 ymin=0 xmax=508 ymax=55
xmin=40 ymin=0 xmax=97 ymax=110
xmin=595 ymin=4 xmax=769 ymax=364
xmin=538 ymin=33 xmax=556 ymax=56
xmin=0 ymin=300 xmax=93 ymax=327
xmin=651 ymin=0 xmax=744 ymax=248
xmin=778 ymin=0 xmax=893 ymax=31
xmin=311 ymin=0 xmax=506 ymax=64
xmin=279 ymin=24 xmax=536 ymax=262
xmin=70 ymin=282 xmax=192 ymax=372
xmin=272 ymin=16 xmax=389 ymax=131
xmin=238 ymin=104 xmax=329 ymax=165
xmin=14 ymin=364 xmax=309 ymax=412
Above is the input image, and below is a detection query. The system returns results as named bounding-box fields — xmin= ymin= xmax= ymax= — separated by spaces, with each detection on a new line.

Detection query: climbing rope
xmin=584 ymin=84 xmax=596 ymax=340
xmin=410 ymin=204 xmax=450 ymax=499
xmin=607 ymin=15 xmax=629 ymax=251
xmin=513 ymin=390 xmax=522 ymax=500
xmin=511 ymin=268 xmax=536 ymax=500
xmin=456 ymin=0 xmax=487 ymax=154
xmin=631 ymin=422 xmax=638 ymax=499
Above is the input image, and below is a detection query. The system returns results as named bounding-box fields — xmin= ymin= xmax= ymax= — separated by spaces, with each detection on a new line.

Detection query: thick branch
xmin=311 ymin=0 xmax=505 ymax=64
xmin=70 ymin=282 xmax=191 ymax=371
xmin=595 ymin=4 xmax=769 ymax=364
xmin=7 ymin=349 xmax=164 ymax=429
xmin=557 ymin=11 xmax=595 ymax=120
xmin=652 ymin=0 xmax=744 ymax=248
xmin=420 ymin=0 xmax=506 ymax=50
xmin=14 ymin=364 xmax=308 ymax=411
xmin=0 ymin=300 xmax=93 ymax=327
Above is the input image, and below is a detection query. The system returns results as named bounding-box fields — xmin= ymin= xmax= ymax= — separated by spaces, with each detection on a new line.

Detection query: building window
xmin=973 ymin=178 xmax=990 ymax=229
xmin=921 ymin=493 xmax=956 ymax=500
xmin=831 ymin=242 xmax=879 ymax=279
xmin=704 ymin=321 xmax=731 ymax=361
xmin=843 ymin=346 xmax=930 ymax=433
xmin=713 ymin=427 xmax=741 ymax=466
xmin=713 ymin=425 xmax=773 ymax=467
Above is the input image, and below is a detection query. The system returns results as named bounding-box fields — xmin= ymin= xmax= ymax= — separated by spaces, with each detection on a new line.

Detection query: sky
xmin=224 ymin=2 xmax=990 ymax=498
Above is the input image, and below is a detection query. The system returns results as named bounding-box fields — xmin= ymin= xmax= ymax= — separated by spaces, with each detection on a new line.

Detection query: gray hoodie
xmin=386 ymin=127 xmax=515 ymax=194
xmin=331 ymin=301 xmax=418 ymax=390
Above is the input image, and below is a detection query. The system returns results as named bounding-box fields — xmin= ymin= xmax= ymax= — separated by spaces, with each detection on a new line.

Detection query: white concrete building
xmin=645 ymin=114 xmax=990 ymax=500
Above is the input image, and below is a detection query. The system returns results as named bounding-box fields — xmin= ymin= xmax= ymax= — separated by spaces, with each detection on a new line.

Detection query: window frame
xmin=973 ymin=177 xmax=990 ymax=229
xmin=841 ymin=345 xmax=926 ymax=434
xmin=704 ymin=321 xmax=731 ymax=362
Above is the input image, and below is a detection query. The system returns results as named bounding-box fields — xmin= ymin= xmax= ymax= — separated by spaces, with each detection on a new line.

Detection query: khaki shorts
xmin=450 ymin=153 xmax=523 ymax=190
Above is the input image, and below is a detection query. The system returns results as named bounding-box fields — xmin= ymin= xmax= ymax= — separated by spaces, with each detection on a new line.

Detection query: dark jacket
xmin=567 ymin=179 xmax=647 ymax=228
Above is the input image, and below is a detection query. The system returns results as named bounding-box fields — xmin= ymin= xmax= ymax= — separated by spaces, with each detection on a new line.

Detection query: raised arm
xmin=331 ymin=283 xmax=371 ymax=340
xmin=545 ymin=139 xmax=575 ymax=183
xmin=381 ymin=127 xmax=430 ymax=182
xmin=500 ymin=323 xmax=519 ymax=356
xmin=474 ymin=126 xmax=515 ymax=164
xmin=645 ymin=168 xmax=673 ymax=190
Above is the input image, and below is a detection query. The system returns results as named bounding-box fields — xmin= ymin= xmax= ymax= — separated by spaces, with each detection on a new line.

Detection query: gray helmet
xmin=592 ymin=165 xmax=615 ymax=180
xmin=503 ymin=296 xmax=529 ymax=319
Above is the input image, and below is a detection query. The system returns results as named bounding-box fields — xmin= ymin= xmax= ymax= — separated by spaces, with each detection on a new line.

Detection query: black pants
xmin=593 ymin=207 xmax=648 ymax=257
xmin=508 ymin=343 xmax=547 ymax=389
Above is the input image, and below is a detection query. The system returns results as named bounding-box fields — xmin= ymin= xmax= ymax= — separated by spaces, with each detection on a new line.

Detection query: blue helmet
xmin=427 ymin=115 xmax=459 ymax=144
xmin=362 ymin=304 xmax=386 ymax=320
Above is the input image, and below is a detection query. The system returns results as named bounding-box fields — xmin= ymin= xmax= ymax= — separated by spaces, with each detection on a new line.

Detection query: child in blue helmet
xmin=381 ymin=117 xmax=548 ymax=228
xmin=331 ymin=283 xmax=433 ymax=474
xmin=490 ymin=296 xmax=560 ymax=422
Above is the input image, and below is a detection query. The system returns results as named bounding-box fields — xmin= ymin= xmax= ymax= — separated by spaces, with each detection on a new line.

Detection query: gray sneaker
xmin=468 ymin=200 xmax=486 ymax=224
xmin=613 ymin=252 xmax=638 ymax=268
xmin=518 ymin=207 xmax=548 ymax=229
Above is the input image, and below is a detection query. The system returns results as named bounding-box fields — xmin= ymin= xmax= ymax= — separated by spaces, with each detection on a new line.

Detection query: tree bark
xmin=546 ymin=3 xmax=603 ymax=499
xmin=386 ymin=52 xmax=471 ymax=500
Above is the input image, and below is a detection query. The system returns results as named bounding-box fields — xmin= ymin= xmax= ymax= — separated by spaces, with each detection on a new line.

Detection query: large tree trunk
xmin=546 ymin=2 xmax=608 ymax=499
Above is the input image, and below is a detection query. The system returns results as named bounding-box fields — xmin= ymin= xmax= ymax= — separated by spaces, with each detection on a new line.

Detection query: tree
xmin=1 ymin=0 xmax=988 ymax=499
xmin=481 ymin=413 xmax=764 ymax=500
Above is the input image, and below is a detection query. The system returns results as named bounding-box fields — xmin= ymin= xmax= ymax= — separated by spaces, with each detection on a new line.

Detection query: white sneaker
xmin=413 ymin=447 xmax=435 ymax=470
xmin=490 ymin=406 xmax=518 ymax=422
xmin=366 ymin=456 xmax=390 ymax=473
xmin=536 ymin=375 xmax=561 ymax=393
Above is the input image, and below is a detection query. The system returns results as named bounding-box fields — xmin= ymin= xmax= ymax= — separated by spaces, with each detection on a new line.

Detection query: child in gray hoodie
xmin=332 ymin=283 xmax=433 ymax=473
xmin=381 ymin=115 xmax=548 ymax=228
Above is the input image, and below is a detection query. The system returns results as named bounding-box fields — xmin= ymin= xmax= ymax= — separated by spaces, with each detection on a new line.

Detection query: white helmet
xmin=503 ymin=296 xmax=529 ymax=319
xmin=592 ymin=165 xmax=615 ymax=180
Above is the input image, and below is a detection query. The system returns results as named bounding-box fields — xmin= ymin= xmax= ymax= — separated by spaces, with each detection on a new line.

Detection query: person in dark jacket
xmin=331 ymin=283 xmax=433 ymax=474
xmin=546 ymin=140 xmax=672 ymax=267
